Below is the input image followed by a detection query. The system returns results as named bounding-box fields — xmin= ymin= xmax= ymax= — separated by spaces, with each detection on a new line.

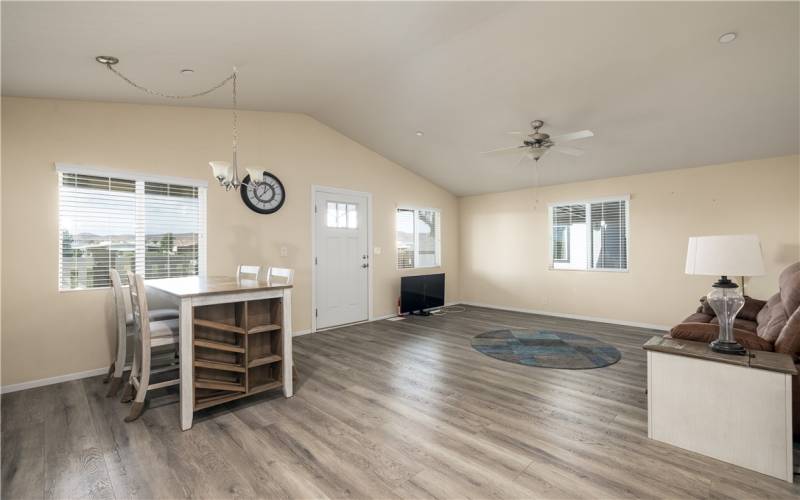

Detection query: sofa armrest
xmin=669 ymin=322 xmax=774 ymax=351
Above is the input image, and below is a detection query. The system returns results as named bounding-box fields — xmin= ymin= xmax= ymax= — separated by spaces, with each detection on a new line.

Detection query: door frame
xmin=310 ymin=185 xmax=374 ymax=333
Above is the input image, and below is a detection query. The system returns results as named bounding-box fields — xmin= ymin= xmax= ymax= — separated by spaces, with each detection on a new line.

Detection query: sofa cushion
xmin=780 ymin=269 xmax=800 ymax=318
xmin=775 ymin=307 xmax=800 ymax=357
xmin=756 ymin=292 xmax=779 ymax=334
xmin=683 ymin=312 xmax=713 ymax=324
xmin=697 ymin=296 xmax=766 ymax=322
xmin=757 ymin=266 xmax=800 ymax=348
xmin=774 ymin=267 xmax=800 ymax=356
xmin=738 ymin=296 xmax=767 ymax=322
xmin=710 ymin=317 xmax=758 ymax=333
xmin=698 ymin=296 xmax=716 ymax=316
xmin=668 ymin=323 xmax=775 ymax=351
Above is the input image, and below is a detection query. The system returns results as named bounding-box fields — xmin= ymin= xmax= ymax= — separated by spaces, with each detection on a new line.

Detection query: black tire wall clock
xmin=240 ymin=171 xmax=286 ymax=214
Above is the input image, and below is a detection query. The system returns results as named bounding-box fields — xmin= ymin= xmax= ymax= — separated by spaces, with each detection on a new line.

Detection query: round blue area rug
xmin=471 ymin=330 xmax=621 ymax=369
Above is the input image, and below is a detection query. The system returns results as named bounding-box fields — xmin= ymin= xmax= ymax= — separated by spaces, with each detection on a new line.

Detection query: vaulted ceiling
xmin=3 ymin=1 xmax=798 ymax=195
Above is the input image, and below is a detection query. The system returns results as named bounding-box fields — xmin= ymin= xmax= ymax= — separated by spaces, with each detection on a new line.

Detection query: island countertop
xmin=146 ymin=275 xmax=292 ymax=298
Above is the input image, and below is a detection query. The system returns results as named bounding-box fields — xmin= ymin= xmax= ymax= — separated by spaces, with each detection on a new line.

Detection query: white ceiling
xmin=3 ymin=1 xmax=798 ymax=196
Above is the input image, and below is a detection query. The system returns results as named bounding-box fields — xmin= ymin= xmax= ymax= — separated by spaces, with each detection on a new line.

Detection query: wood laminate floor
xmin=3 ymin=306 xmax=799 ymax=499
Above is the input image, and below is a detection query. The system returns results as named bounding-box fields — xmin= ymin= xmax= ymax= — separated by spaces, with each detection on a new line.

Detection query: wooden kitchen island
xmin=146 ymin=276 xmax=293 ymax=430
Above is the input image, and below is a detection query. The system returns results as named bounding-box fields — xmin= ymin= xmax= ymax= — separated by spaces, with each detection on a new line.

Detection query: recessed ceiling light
xmin=415 ymin=131 xmax=424 ymax=137
xmin=718 ymin=32 xmax=737 ymax=44
xmin=180 ymin=68 xmax=195 ymax=75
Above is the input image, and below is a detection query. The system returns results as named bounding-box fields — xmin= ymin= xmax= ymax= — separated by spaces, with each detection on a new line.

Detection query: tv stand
xmin=411 ymin=310 xmax=431 ymax=316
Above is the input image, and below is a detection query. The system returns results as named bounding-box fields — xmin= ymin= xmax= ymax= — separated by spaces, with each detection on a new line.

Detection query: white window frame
xmin=56 ymin=163 xmax=208 ymax=291
xmin=396 ymin=205 xmax=442 ymax=270
xmin=547 ymin=195 xmax=630 ymax=273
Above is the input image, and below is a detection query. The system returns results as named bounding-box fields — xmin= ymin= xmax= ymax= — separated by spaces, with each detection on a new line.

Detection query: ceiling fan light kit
xmin=481 ymin=119 xmax=594 ymax=163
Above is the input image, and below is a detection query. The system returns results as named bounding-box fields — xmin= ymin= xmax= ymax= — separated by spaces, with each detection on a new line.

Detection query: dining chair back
xmin=265 ymin=266 xmax=298 ymax=383
xmin=237 ymin=264 xmax=262 ymax=281
xmin=121 ymin=271 xmax=180 ymax=422
xmin=267 ymin=266 xmax=294 ymax=285
xmin=104 ymin=269 xmax=133 ymax=396
xmin=105 ymin=269 xmax=178 ymax=398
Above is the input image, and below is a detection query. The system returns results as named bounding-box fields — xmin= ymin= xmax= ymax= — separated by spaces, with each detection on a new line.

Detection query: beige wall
xmin=1 ymin=97 xmax=459 ymax=386
xmin=459 ymin=155 xmax=800 ymax=328
xmin=2 ymin=95 xmax=797 ymax=388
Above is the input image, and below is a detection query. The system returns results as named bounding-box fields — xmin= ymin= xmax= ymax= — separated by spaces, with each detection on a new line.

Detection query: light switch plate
xmin=374 ymin=246 xmax=382 ymax=255
xmin=280 ymin=246 xmax=288 ymax=257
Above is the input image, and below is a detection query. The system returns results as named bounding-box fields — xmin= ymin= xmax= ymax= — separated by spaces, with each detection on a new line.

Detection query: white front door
xmin=314 ymin=189 xmax=369 ymax=329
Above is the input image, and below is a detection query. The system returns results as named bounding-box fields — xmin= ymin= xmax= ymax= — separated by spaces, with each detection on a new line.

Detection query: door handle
xmin=361 ymin=263 xmax=369 ymax=268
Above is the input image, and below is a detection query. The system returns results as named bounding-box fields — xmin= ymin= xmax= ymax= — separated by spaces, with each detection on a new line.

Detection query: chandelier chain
xmin=99 ymin=59 xmax=249 ymax=190
xmin=103 ymin=62 xmax=236 ymax=100
xmin=232 ymin=70 xmax=238 ymax=154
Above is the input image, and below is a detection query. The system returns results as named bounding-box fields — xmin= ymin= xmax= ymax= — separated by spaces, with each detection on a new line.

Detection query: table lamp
xmin=685 ymin=234 xmax=765 ymax=355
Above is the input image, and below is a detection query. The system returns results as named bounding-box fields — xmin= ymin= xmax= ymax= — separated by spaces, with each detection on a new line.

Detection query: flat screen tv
xmin=401 ymin=273 xmax=445 ymax=315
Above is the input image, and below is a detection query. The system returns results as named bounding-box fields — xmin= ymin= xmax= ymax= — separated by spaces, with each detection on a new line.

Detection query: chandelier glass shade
xmin=96 ymin=55 xmax=265 ymax=192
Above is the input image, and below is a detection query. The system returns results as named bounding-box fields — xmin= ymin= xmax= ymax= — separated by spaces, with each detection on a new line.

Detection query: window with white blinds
xmin=549 ymin=197 xmax=628 ymax=271
xmin=396 ymin=207 xmax=441 ymax=269
xmin=58 ymin=167 xmax=207 ymax=290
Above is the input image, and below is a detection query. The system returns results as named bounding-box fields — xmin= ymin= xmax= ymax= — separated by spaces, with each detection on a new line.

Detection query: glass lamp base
xmin=707 ymin=278 xmax=747 ymax=356
xmin=709 ymin=339 xmax=747 ymax=356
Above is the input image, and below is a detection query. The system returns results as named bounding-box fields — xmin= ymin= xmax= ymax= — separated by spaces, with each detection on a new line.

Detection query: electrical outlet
xmin=374 ymin=246 xmax=382 ymax=255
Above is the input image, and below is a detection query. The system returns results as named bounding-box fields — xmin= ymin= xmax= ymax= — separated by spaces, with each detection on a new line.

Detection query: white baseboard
xmin=459 ymin=301 xmax=670 ymax=332
xmin=308 ymin=302 xmax=461 ymax=334
xmin=1 ymin=366 xmax=108 ymax=394
xmin=3 ymin=302 xmax=659 ymax=394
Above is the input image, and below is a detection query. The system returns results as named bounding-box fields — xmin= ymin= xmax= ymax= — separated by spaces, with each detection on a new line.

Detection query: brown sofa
xmin=667 ymin=261 xmax=800 ymax=434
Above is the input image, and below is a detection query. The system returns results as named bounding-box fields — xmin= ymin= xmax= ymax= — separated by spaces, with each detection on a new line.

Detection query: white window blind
xmin=549 ymin=197 xmax=628 ymax=271
xmin=58 ymin=167 xmax=207 ymax=290
xmin=396 ymin=207 xmax=441 ymax=269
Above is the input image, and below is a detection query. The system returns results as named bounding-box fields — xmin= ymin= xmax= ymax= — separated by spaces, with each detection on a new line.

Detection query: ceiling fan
xmin=480 ymin=120 xmax=594 ymax=163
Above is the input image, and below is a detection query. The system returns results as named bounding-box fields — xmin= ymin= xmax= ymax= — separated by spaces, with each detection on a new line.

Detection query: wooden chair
xmin=267 ymin=266 xmax=294 ymax=285
xmin=237 ymin=264 xmax=262 ymax=281
xmin=103 ymin=269 xmax=178 ymax=397
xmin=120 ymin=272 xmax=180 ymax=422
xmin=266 ymin=267 xmax=298 ymax=383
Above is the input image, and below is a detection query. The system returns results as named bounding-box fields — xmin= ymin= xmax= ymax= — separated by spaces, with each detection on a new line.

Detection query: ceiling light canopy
xmin=95 ymin=55 xmax=119 ymax=65
xmin=718 ymin=32 xmax=737 ymax=44
xmin=415 ymin=130 xmax=424 ymax=137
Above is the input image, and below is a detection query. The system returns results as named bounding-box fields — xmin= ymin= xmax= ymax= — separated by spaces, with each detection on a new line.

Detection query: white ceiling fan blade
xmin=480 ymin=145 xmax=525 ymax=155
xmin=551 ymin=145 xmax=585 ymax=157
xmin=550 ymin=129 xmax=594 ymax=143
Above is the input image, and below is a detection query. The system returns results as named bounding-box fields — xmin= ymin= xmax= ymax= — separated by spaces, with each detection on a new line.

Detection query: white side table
xmin=644 ymin=336 xmax=796 ymax=482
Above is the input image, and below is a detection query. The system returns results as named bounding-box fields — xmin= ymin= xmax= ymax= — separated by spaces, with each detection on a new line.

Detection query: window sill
xmin=59 ymin=286 xmax=113 ymax=293
xmin=548 ymin=267 xmax=629 ymax=273
xmin=397 ymin=265 xmax=442 ymax=271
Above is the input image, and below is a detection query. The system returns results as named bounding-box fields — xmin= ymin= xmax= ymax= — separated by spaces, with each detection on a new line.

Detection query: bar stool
xmin=237 ymin=264 xmax=262 ymax=280
xmin=103 ymin=269 xmax=178 ymax=397
xmin=266 ymin=267 xmax=299 ymax=383
xmin=120 ymin=271 xmax=180 ymax=422
xmin=266 ymin=266 xmax=294 ymax=285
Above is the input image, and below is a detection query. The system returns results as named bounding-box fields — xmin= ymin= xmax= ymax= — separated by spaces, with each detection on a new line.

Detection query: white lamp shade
xmin=209 ymin=161 xmax=232 ymax=180
xmin=245 ymin=167 xmax=265 ymax=182
xmin=685 ymin=234 xmax=765 ymax=277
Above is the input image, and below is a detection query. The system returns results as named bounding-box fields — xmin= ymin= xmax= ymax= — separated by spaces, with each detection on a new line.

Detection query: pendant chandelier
xmin=96 ymin=55 xmax=265 ymax=191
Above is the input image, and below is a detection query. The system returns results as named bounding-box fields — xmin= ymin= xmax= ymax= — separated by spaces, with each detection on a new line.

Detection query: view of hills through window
xmin=59 ymin=172 xmax=205 ymax=290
